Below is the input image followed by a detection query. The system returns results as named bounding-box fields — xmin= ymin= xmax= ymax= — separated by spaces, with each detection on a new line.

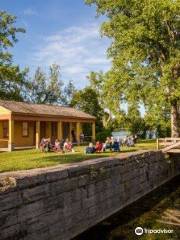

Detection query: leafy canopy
xmin=86 ymin=0 xmax=180 ymax=131
xmin=70 ymin=87 xmax=104 ymax=132
xmin=0 ymin=11 xmax=28 ymax=101
xmin=30 ymin=64 xmax=65 ymax=104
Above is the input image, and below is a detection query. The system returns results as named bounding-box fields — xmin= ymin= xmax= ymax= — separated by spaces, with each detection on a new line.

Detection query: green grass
xmin=0 ymin=140 xmax=156 ymax=173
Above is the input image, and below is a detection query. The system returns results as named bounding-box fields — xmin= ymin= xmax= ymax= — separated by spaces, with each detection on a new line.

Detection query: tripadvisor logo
xmin=135 ymin=227 xmax=174 ymax=235
xmin=135 ymin=227 xmax=143 ymax=236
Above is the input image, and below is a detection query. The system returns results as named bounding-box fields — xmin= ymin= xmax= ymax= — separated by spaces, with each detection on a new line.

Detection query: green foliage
xmin=144 ymin=103 xmax=171 ymax=137
xmin=0 ymin=65 xmax=29 ymax=101
xmin=30 ymin=64 xmax=64 ymax=104
xmin=0 ymin=11 xmax=28 ymax=101
xmin=125 ymin=103 xmax=146 ymax=136
xmin=63 ymin=80 xmax=76 ymax=105
xmin=96 ymin=128 xmax=112 ymax=141
xmin=0 ymin=11 xmax=25 ymax=64
xmin=87 ymin=71 xmax=117 ymax=129
xmin=48 ymin=64 xmax=64 ymax=103
xmin=86 ymin=0 xmax=180 ymax=136
xmin=70 ymin=87 xmax=104 ymax=132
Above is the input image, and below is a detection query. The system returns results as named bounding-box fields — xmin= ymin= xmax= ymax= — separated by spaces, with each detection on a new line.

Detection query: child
xmin=54 ymin=139 xmax=61 ymax=152
xmin=63 ymin=138 xmax=74 ymax=152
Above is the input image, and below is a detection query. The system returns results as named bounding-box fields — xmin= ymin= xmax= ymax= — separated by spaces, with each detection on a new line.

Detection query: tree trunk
xmin=171 ymin=102 xmax=180 ymax=137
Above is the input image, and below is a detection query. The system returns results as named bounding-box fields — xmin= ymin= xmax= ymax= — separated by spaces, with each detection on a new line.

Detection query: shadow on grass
xmin=30 ymin=148 xmax=140 ymax=164
xmin=28 ymin=153 xmax=114 ymax=164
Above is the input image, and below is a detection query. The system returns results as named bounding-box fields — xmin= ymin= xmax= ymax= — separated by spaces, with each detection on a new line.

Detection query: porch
xmin=0 ymin=119 xmax=95 ymax=152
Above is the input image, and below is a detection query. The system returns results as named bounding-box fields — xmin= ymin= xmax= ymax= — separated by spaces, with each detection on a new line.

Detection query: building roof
xmin=0 ymin=100 xmax=96 ymax=120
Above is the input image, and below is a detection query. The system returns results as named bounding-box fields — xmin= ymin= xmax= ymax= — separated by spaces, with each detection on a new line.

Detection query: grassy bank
xmin=0 ymin=140 xmax=156 ymax=172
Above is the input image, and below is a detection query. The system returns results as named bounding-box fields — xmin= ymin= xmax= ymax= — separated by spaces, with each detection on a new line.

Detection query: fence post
xmin=156 ymin=138 xmax=159 ymax=150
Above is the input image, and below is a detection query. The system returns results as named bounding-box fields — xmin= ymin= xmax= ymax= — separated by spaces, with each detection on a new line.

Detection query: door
xmin=51 ymin=122 xmax=57 ymax=140
xmin=40 ymin=122 xmax=46 ymax=139
xmin=63 ymin=122 xmax=70 ymax=140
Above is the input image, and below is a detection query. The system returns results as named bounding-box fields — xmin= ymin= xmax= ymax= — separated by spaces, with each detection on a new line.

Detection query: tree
xmin=30 ymin=64 xmax=64 ymax=104
xmin=30 ymin=67 xmax=47 ymax=103
xmin=0 ymin=11 xmax=28 ymax=101
xmin=86 ymin=0 xmax=180 ymax=137
xmin=87 ymin=71 xmax=115 ymax=128
xmin=63 ymin=80 xmax=76 ymax=105
xmin=70 ymin=87 xmax=104 ymax=133
xmin=47 ymin=64 xmax=64 ymax=104
xmin=144 ymin=103 xmax=171 ymax=137
xmin=126 ymin=103 xmax=146 ymax=137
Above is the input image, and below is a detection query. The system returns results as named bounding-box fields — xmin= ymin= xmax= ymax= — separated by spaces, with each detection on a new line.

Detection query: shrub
xmin=96 ymin=129 xmax=112 ymax=142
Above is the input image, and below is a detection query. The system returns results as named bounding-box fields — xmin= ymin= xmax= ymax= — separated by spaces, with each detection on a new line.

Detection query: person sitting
xmin=95 ymin=141 xmax=103 ymax=152
xmin=40 ymin=138 xmax=51 ymax=152
xmin=43 ymin=138 xmax=51 ymax=152
xmin=40 ymin=137 xmax=46 ymax=152
xmin=53 ymin=139 xmax=61 ymax=152
xmin=127 ymin=136 xmax=134 ymax=147
xmin=85 ymin=142 xmax=96 ymax=154
xmin=80 ymin=132 xmax=84 ymax=143
xmin=63 ymin=138 xmax=74 ymax=152
xmin=112 ymin=139 xmax=120 ymax=152
xmin=110 ymin=136 xmax=114 ymax=145
xmin=123 ymin=136 xmax=128 ymax=147
xmin=103 ymin=137 xmax=112 ymax=151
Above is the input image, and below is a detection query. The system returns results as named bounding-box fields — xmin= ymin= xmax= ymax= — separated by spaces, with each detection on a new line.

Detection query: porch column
xmin=36 ymin=121 xmax=40 ymax=149
xmin=69 ymin=123 xmax=73 ymax=141
xmin=92 ymin=122 xmax=96 ymax=142
xmin=76 ymin=122 xmax=81 ymax=144
xmin=8 ymin=119 xmax=14 ymax=152
xmin=57 ymin=121 xmax=62 ymax=140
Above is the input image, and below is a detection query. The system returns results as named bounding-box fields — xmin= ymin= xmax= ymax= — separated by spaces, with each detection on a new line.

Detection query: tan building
xmin=0 ymin=100 xmax=96 ymax=152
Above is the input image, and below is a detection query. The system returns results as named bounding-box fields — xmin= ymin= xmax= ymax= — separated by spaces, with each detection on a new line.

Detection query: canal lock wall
xmin=0 ymin=151 xmax=179 ymax=240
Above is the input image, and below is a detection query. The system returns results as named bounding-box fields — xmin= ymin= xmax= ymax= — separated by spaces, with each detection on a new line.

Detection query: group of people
xmin=39 ymin=138 xmax=74 ymax=153
xmin=39 ymin=134 xmax=137 ymax=154
xmin=85 ymin=135 xmax=137 ymax=154
xmin=85 ymin=137 xmax=121 ymax=154
xmin=121 ymin=135 xmax=137 ymax=147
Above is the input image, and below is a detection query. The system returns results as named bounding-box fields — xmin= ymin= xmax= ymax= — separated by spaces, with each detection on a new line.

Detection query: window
xmin=22 ymin=122 xmax=29 ymax=137
xmin=3 ymin=121 xmax=8 ymax=138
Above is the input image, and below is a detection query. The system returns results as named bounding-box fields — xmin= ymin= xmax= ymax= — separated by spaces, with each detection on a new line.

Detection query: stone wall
xmin=0 ymin=151 xmax=179 ymax=240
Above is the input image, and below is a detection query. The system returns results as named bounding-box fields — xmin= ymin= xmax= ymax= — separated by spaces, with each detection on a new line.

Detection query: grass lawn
xmin=0 ymin=140 xmax=156 ymax=173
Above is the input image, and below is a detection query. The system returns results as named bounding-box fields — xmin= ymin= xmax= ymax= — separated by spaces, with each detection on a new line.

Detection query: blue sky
xmin=1 ymin=0 xmax=111 ymax=88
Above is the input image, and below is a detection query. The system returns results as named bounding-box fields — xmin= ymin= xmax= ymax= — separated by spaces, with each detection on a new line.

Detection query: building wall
xmin=0 ymin=121 xmax=8 ymax=148
xmin=0 ymin=120 xmax=86 ymax=149
xmin=0 ymin=106 xmax=11 ymax=114
xmin=0 ymin=151 xmax=179 ymax=240
xmin=14 ymin=121 xmax=35 ymax=147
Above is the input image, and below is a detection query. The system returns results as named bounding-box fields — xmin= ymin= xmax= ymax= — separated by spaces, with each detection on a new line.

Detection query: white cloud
xmin=32 ymin=23 xmax=111 ymax=88
xmin=23 ymin=8 xmax=38 ymax=16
